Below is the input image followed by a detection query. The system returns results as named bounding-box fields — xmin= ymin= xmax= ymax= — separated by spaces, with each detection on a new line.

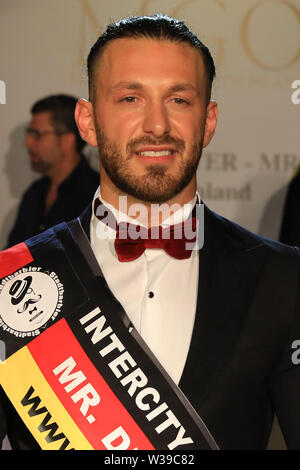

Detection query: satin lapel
xmin=179 ymin=207 xmax=267 ymax=407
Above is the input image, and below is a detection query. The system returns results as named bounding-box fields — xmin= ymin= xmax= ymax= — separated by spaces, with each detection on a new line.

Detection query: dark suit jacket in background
xmin=7 ymin=157 xmax=99 ymax=248
xmin=280 ymin=169 xmax=300 ymax=247
xmin=1 ymin=205 xmax=300 ymax=450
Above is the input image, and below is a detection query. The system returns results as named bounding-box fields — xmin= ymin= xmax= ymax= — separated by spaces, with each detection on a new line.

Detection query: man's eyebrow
xmin=110 ymin=82 xmax=199 ymax=93
xmin=168 ymin=83 xmax=198 ymax=94
xmin=110 ymin=82 xmax=144 ymax=91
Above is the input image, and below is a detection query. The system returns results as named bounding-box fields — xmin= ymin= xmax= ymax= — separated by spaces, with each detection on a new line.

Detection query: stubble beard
xmin=95 ymin=125 xmax=203 ymax=204
xmin=30 ymin=159 xmax=53 ymax=175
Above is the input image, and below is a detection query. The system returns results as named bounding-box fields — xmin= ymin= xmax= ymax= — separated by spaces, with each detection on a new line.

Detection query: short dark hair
xmin=87 ymin=14 xmax=216 ymax=103
xmin=31 ymin=94 xmax=86 ymax=152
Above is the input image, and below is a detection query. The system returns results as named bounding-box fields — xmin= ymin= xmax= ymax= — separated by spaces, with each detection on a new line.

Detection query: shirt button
xmin=148 ymin=291 xmax=154 ymax=298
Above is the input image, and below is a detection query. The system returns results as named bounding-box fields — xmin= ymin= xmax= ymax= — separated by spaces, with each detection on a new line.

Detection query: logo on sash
xmin=0 ymin=267 xmax=64 ymax=338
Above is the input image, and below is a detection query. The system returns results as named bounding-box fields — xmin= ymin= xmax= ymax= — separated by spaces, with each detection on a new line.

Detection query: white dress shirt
xmin=90 ymin=188 xmax=199 ymax=385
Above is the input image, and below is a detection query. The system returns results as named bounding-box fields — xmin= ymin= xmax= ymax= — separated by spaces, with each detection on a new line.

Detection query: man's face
xmin=87 ymin=38 xmax=217 ymax=203
xmin=25 ymin=112 xmax=63 ymax=175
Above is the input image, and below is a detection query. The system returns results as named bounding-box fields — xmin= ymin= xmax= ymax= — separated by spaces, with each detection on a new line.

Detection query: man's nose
xmin=142 ymin=101 xmax=171 ymax=137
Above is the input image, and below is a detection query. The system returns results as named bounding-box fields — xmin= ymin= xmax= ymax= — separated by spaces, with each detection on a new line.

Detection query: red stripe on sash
xmin=0 ymin=242 xmax=33 ymax=278
xmin=28 ymin=319 xmax=154 ymax=450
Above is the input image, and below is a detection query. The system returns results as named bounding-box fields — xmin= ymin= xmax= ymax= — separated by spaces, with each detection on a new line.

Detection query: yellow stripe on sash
xmin=0 ymin=346 xmax=93 ymax=450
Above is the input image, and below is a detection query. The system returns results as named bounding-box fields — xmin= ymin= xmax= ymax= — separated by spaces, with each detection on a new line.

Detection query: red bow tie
xmin=94 ymin=199 xmax=198 ymax=262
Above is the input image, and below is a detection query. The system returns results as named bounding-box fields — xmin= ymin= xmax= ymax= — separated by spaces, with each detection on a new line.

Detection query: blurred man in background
xmin=7 ymin=94 xmax=99 ymax=247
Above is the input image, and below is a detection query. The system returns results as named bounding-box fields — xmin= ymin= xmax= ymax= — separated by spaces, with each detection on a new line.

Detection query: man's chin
xmin=112 ymin=177 xmax=189 ymax=204
xmin=31 ymin=164 xmax=43 ymax=174
xmin=30 ymin=162 xmax=50 ymax=174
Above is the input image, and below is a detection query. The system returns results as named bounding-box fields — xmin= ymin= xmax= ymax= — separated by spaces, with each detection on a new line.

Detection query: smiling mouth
xmin=136 ymin=150 xmax=175 ymax=157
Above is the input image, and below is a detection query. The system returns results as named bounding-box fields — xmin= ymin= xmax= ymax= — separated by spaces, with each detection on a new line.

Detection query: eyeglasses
xmin=25 ymin=128 xmax=66 ymax=140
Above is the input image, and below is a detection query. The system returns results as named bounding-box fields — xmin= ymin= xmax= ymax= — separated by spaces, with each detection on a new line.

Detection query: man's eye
xmin=173 ymin=97 xmax=189 ymax=105
xmin=120 ymin=96 xmax=137 ymax=103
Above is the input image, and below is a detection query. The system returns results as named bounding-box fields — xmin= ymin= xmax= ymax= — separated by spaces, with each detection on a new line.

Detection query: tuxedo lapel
xmin=179 ymin=206 xmax=267 ymax=408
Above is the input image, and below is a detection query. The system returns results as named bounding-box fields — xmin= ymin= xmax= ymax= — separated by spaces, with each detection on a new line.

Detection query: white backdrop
xmin=0 ymin=0 xmax=299 ymax=450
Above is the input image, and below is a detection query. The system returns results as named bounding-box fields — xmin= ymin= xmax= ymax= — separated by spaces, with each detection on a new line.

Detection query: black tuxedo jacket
xmin=1 ymin=205 xmax=300 ymax=450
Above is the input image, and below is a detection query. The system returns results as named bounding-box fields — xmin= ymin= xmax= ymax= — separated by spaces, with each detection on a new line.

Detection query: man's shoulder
xmin=3 ymin=222 xmax=63 ymax=248
xmin=205 ymin=205 xmax=299 ymax=261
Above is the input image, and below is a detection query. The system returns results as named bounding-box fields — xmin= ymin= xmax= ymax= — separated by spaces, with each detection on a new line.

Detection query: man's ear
xmin=75 ymin=99 xmax=98 ymax=147
xmin=203 ymin=101 xmax=218 ymax=148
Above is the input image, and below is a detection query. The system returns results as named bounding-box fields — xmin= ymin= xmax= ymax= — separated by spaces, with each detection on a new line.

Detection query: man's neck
xmin=100 ymin=179 xmax=197 ymax=227
xmin=46 ymin=151 xmax=81 ymax=188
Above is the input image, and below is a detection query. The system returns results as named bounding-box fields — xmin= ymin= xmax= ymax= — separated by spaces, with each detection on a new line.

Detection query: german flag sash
xmin=0 ymin=221 xmax=218 ymax=450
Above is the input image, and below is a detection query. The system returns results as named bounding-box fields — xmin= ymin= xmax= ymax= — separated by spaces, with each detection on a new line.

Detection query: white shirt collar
xmin=91 ymin=187 xmax=199 ymax=231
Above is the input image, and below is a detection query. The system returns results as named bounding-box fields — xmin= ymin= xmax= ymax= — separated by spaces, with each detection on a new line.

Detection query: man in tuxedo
xmin=1 ymin=14 xmax=300 ymax=450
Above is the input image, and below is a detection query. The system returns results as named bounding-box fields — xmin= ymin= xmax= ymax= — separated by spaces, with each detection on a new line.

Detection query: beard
xmin=30 ymin=158 xmax=53 ymax=175
xmin=95 ymin=125 xmax=203 ymax=204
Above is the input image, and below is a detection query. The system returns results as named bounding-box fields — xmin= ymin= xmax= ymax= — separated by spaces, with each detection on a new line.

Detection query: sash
xmin=0 ymin=220 xmax=218 ymax=450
